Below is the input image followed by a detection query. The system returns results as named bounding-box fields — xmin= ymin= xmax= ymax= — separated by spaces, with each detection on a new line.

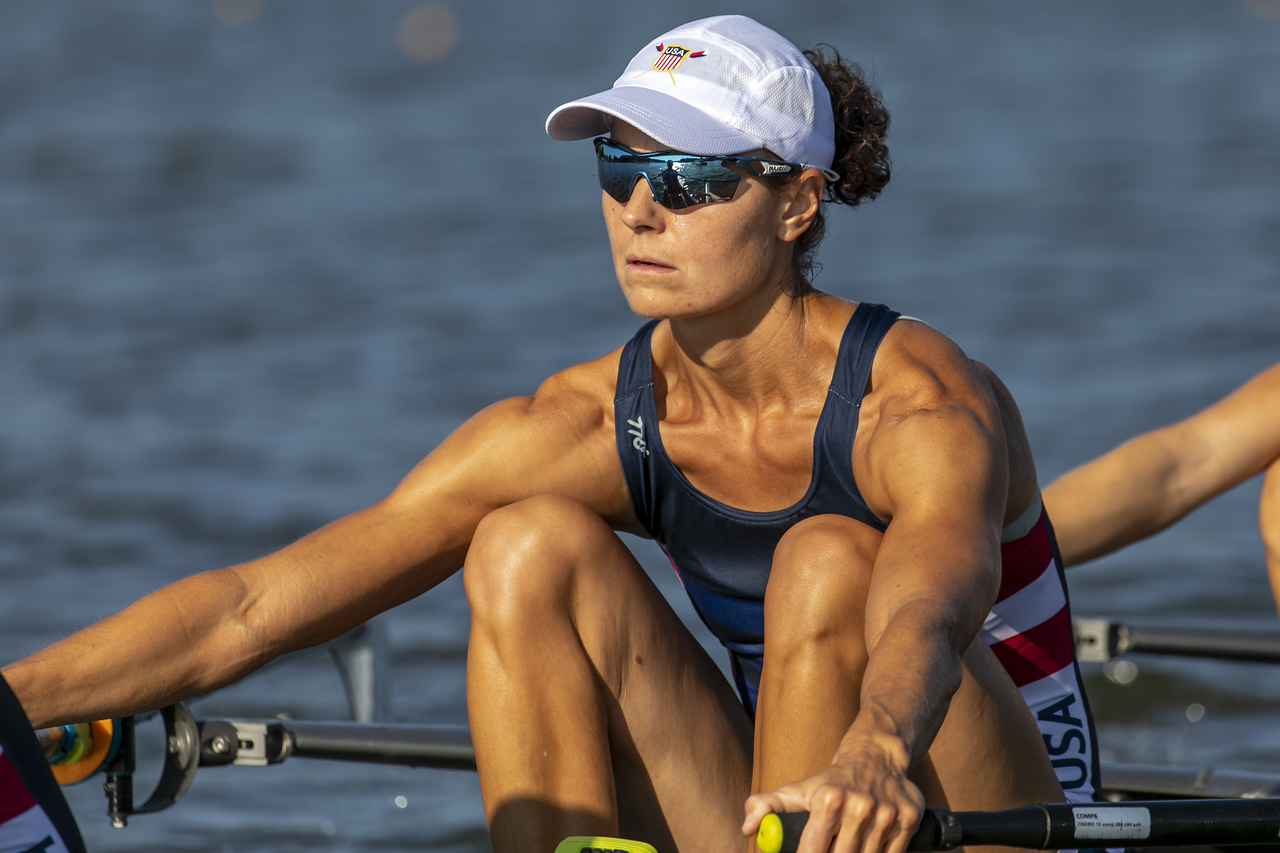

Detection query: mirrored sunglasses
xmin=593 ymin=137 xmax=807 ymax=210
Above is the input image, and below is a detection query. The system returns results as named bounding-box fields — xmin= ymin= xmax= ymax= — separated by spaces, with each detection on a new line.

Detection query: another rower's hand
xmin=741 ymin=740 xmax=925 ymax=853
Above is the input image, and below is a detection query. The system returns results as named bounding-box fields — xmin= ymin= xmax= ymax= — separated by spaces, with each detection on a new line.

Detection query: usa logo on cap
xmin=637 ymin=42 xmax=705 ymax=84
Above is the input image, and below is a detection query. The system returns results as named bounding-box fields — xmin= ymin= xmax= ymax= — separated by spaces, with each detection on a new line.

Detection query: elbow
xmin=177 ymin=568 xmax=283 ymax=691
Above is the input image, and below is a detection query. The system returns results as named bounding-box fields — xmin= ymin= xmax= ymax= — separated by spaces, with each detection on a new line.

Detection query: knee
xmin=1262 ymin=459 xmax=1280 ymax=558
xmin=764 ymin=515 xmax=881 ymax=648
xmin=463 ymin=495 xmax=603 ymax=627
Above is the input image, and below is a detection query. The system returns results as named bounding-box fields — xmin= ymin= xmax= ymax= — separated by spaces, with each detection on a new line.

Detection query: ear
xmin=776 ymin=169 xmax=825 ymax=243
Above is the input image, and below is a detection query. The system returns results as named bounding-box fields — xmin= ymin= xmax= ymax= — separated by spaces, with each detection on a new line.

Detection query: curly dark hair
xmin=785 ymin=46 xmax=892 ymax=292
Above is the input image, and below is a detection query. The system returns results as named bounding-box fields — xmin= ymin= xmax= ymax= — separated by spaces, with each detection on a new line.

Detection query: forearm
xmin=4 ymin=491 xmax=471 ymax=729
xmin=1049 ymin=364 xmax=1280 ymax=567
xmin=835 ymin=600 xmax=963 ymax=772
xmin=1045 ymin=431 xmax=1190 ymax=566
xmin=3 ymin=568 xmax=267 ymax=728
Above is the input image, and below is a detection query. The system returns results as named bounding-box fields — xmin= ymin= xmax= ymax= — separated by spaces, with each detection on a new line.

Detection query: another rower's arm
xmin=3 ymin=366 xmax=625 ymax=730
xmin=1261 ymin=458 xmax=1280 ymax=611
xmin=744 ymin=326 xmax=1011 ymax=853
xmin=1043 ymin=361 xmax=1280 ymax=567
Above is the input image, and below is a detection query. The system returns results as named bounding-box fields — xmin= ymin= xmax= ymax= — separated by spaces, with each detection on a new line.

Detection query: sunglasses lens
xmin=597 ymin=160 xmax=643 ymax=205
xmin=662 ymin=160 xmax=740 ymax=209
xmin=595 ymin=141 xmax=741 ymax=209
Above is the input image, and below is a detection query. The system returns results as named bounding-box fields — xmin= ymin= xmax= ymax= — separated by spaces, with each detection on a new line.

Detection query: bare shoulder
xmin=864 ymin=318 xmax=1002 ymax=425
xmin=853 ymin=318 xmax=1016 ymax=522
xmin=526 ymin=348 xmax=622 ymax=434
xmin=386 ymin=345 xmax=635 ymax=527
xmin=443 ymin=349 xmax=619 ymax=445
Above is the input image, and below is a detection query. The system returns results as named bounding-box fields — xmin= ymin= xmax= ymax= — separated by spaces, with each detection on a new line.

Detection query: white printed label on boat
xmin=1071 ymin=806 xmax=1151 ymax=840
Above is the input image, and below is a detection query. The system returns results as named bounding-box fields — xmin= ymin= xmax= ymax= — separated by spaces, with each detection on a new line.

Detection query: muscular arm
xmin=744 ymin=324 xmax=1013 ymax=852
xmin=4 ymin=362 xmax=627 ymax=729
xmin=1043 ymin=362 xmax=1280 ymax=567
xmin=842 ymin=331 xmax=1007 ymax=773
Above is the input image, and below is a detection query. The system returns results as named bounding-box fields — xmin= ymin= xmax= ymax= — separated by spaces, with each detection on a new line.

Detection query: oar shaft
xmin=287 ymin=720 xmax=476 ymax=770
xmin=1073 ymin=617 xmax=1280 ymax=664
xmin=762 ymin=798 xmax=1280 ymax=852
xmin=1124 ymin=624 xmax=1280 ymax=663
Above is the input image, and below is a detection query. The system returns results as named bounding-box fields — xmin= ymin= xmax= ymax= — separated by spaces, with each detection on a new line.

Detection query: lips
xmin=626 ymin=255 xmax=673 ymax=270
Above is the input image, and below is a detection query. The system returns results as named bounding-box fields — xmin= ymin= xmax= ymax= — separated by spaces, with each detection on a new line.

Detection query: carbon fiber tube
xmin=1123 ymin=624 xmax=1280 ymax=664
xmin=285 ymin=721 xmax=476 ymax=770
xmin=1038 ymin=799 xmax=1280 ymax=849
xmin=765 ymin=798 xmax=1280 ymax=851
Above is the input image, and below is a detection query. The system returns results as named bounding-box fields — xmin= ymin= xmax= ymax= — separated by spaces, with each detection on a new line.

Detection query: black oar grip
xmin=756 ymin=809 xmax=946 ymax=853
xmin=757 ymin=799 xmax=1280 ymax=852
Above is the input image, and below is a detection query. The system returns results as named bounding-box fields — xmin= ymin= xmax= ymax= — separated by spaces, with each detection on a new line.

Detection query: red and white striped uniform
xmin=0 ymin=746 xmax=73 ymax=853
xmin=983 ymin=493 xmax=1100 ymax=803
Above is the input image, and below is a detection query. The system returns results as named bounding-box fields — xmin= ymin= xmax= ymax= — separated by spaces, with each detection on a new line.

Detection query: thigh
xmin=465 ymin=496 xmax=755 ymax=852
xmin=754 ymin=514 xmax=880 ymax=793
xmin=752 ymin=512 xmax=1060 ymax=815
xmin=915 ymin=637 xmax=1065 ymax=812
xmin=583 ymin=538 xmax=755 ymax=849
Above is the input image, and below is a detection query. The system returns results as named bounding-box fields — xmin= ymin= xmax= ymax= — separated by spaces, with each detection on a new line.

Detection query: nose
xmin=619 ymin=174 xmax=664 ymax=231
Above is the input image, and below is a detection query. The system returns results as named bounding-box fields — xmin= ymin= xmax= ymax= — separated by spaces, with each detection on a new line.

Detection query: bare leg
xmin=1261 ymin=458 xmax=1280 ymax=614
xmin=464 ymin=495 xmax=754 ymax=853
xmin=753 ymin=515 xmax=1063 ymax=853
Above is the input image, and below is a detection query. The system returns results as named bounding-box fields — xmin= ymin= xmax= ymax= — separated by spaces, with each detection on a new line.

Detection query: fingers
xmin=850 ymin=794 xmax=922 ymax=853
xmin=742 ymin=789 xmax=804 ymax=836
xmin=745 ymin=773 xmax=925 ymax=853
xmin=837 ymin=796 xmax=893 ymax=853
xmin=808 ymin=785 xmax=865 ymax=853
xmin=885 ymin=788 xmax=925 ymax=853
xmin=798 ymin=783 xmax=923 ymax=853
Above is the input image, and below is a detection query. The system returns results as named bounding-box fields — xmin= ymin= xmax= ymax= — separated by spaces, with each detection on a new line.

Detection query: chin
xmin=620 ymin=287 xmax=709 ymax=321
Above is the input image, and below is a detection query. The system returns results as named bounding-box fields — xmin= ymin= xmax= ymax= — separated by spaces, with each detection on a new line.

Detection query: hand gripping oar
xmin=40 ymin=703 xmax=201 ymax=827
xmin=756 ymin=797 xmax=1280 ymax=852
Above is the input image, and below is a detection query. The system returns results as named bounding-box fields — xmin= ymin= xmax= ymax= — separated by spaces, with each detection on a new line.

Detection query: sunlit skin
xmin=601 ymin=122 xmax=856 ymax=513
xmin=4 ymin=121 xmax=1064 ymax=853
xmin=1045 ymin=361 xmax=1280 ymax=602
xmin=605 ymin=124 xmax=808 ymax=322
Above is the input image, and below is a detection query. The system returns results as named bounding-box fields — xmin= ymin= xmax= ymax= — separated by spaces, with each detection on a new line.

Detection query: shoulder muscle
xmin=855 ymin=320 xmax=1008 ymax=526
xmin=385 ymin=349 xmax=633 ymax=533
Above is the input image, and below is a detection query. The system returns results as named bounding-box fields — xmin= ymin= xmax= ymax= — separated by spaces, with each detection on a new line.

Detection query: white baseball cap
xmin=546 ymin=15 xmax=838 ymax=177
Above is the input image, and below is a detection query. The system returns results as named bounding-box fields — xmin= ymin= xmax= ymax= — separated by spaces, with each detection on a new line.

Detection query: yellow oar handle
xmin=757 ymin=812 xmax=808 ymax=853
xmin=553 ymin=837 xmax=657 ymax=853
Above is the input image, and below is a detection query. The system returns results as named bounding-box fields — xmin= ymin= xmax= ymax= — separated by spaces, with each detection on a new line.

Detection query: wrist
xmin=834 ymin=714 xmax=912 ymax=772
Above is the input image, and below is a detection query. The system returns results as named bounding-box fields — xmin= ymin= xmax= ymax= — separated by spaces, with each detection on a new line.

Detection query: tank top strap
xmin=614 ymin=320 xmax=661 ymax=532
xmin=615 ymin=320 xmax=660 ymax=400
xmin=814 ymin=303 xmax=900 ymax=530
xmin=829 ymin=302 xmax=901 ymax=406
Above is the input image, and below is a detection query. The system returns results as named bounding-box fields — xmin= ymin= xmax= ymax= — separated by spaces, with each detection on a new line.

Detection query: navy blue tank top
xmin=614 ymin=302 xmax=901 ymax=713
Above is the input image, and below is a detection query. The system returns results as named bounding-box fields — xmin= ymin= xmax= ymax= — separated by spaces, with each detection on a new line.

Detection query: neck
xmin=660 ymin=287 xmax=841 ymax=407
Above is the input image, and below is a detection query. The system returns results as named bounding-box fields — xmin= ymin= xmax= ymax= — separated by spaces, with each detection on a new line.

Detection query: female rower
xmin=6 ymin=16 xmax=1087 ymax=853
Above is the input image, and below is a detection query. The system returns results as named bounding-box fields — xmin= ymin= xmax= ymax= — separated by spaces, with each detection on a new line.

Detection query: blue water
xmin=1 ymin=1 xmax=1277 ymax=850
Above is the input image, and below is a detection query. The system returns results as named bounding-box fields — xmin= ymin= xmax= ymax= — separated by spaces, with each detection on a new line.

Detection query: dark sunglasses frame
xmin=593 ymin=137 xmax=806 ymax=210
